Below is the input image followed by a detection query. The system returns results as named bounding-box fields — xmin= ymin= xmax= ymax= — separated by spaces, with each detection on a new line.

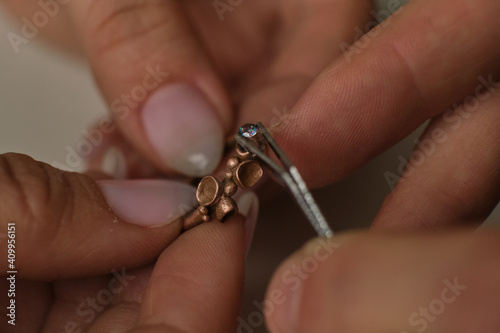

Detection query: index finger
xmin=130 ymin=216 xmax=246 ymax=333
xmin=276 ymin=0 xmax=500 ymax=188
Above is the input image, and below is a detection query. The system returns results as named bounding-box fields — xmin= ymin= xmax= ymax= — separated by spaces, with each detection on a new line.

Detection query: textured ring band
xmin=183 ymin=124 xmax=264 ymax=230
xmin=182 ymin=122 xmax=333 ymax=238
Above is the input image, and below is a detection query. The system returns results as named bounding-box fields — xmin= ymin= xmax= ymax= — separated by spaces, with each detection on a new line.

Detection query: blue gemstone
xmin=238 ymin=123 xmax=258 ymax=138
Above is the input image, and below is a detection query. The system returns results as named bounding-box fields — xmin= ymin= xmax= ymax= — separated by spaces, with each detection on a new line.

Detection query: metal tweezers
xmin=235 ymin=122 xmax=334 ymax=238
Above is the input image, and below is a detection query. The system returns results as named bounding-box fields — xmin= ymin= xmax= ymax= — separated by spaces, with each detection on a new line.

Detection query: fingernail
xmin=97 ymin=179 xmax=197 ymax=227
xmin=101 ymin=146 xmax=127 ymax=179
xmin=142 ymin=83 xmax=224 ymax=177
xmin=237 ymin=192 xmax=259 ymax=257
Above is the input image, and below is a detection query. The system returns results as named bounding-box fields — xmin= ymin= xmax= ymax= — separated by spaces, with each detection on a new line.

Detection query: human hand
xmin=3 ymin=0 xmax=372 ymax=177
xmin=265 ymin=229 xmax=500 ymax=333
xmin=0 ymin=153 xmax=257 ymax=332
xmin=269 ymin=0 xmax=500 ymax=229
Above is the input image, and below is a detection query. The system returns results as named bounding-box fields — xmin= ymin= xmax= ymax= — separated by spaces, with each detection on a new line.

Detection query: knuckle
xmin=83 ymin=0 xmax=180 ymax=59
xmin=0 ymin=153 xmax=97 ymax=259
xmin=0 ymin=153 xmax=58 ymax=224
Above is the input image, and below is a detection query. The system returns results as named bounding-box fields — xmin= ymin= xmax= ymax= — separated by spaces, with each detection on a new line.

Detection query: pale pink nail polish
xmin=97 ymin=179 xmax=197 ymax=227
xmin=142 ymin=83 xmax=224 ymax=177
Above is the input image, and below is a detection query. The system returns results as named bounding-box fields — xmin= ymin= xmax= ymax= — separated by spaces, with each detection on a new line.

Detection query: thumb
xmin=265 ymin=230 xmax=500 ymax=333
xmin=69 ymin=0 xmax=232 ymax=177
xmin=0 ymin=153 xmax=197 ymax=280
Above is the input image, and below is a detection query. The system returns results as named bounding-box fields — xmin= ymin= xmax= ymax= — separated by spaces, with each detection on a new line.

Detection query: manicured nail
xmin=142 ymin=83 xmax=224 ymax=177
xmin=97 ymin=179 xmax=197 ymax=227
xmin=100 ymin=146 xmax=127 ymax=179
xmin=237 ymin=192 xmax=259 ymax=257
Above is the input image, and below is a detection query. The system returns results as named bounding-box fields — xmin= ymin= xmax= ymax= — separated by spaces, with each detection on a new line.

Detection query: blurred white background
xmin=0 ymin=0 xmax=498 ymax=332
xmin=0 ymin=9 xmax=104 ymax=169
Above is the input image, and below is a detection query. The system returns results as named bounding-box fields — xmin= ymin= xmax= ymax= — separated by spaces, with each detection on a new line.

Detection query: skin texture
xmin=3 ymin=0 xmax=372 ymax=174
xmin=2 ymin=0 xmax=500 ymax=331
xmin=0 ymin=154 xmax=246 ymax=333
xmin=266 ymin=230 xmax=500 ymax=333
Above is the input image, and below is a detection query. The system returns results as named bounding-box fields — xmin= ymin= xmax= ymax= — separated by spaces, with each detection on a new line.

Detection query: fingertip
xmin=137 ymin=215 xmax=246 ymax=332
xmin=70 ymin=0 xmax=233 ymax=178
xmin=0 ymin=154 xmax=191 ymax=279
xmin=265 ymin=234 xmax=358 ymax=333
